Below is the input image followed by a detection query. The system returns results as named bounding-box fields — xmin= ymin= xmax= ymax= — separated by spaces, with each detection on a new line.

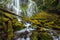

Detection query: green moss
xmin=3 ymin=13 xmax=13 ymax=19
xmin=31 ymin=31 xmax=38 ymax=40
xmin=2 ymin=17 xmax=9 ymax=22
xmin=39 ymin=32 xmax=53 ymax=40
xmin=30 ymin=12 xmax=60 ymax=29
xmin=0 ymin=26 xmax=3 ymax=29
xmin=57 ymin=2 xmax=60 ymax=10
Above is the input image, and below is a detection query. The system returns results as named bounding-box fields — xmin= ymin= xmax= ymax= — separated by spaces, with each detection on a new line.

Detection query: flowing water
xmin=14 ymin=22 xmax=35 ymax=40
xmin=45 ymin=29 xmax=60 ymax=40
xmin=26 ymin=0 xmax=38 ymax=17
xmin=50 ymin=31 xmax=58 ymax=40
xmin=6 ymin=0 xmax=38 ymax=21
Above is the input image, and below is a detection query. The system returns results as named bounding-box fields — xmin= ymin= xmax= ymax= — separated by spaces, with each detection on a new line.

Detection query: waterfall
xmin=12 ymin=0 xmax=22 ymax=21
xmin=26 ymin=0 xmax=38 ymax=17
xmin=6 ymin=0 xmax=38 ymax=20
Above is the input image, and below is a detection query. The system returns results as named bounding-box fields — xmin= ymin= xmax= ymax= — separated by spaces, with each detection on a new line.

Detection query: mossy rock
xmin=3 ymin=13 xmax=13 ymax=20
xmin=2 ymin=17 xmax=9 ymax=22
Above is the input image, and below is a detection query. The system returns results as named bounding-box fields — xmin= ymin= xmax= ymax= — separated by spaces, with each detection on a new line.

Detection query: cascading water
xmin=12 ymin=0 xmax=22 ymax=22
xmin=50 ymin=32 xmax=58 ymax=40
xmin=14 ymin=22 xmax=35 ymax=40
xmin=26 ymin=0 xmax=38 ymax=17
xmin=45 ymin=29 xmax=60 ymax=40
xmin=6 ymin=0 xmax=38 ymax=21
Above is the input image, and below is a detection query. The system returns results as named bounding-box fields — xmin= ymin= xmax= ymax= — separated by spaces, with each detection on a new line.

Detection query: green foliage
xmin=30 ymin=12 xmax=60 ymax=30
xmin=21 ymin=11 xmax=60 ymax=40
xmin=38 ymin=32 xmax=53 ymax=40
xmin=57 ymin=2 xmax=60 ymax=10
xmin=21 ymin=11 xmax=60 ymax=30
xmin=34 ymin=0 xmax=60 ymax=11
xmin=31 ymin=31 xmax=38 ymax=40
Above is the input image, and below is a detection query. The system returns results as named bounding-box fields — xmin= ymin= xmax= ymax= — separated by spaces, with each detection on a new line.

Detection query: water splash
xmin=26 ymin=37 xmax=30 ymax=40
xmin=59 ymin=35 xmax=60 ymax=40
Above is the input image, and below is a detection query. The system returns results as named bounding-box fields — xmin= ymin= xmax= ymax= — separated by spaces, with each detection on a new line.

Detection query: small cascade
xmin=45 ymin=29 xmax=59 ymax=40
xmin=50 ymin=32 xmax=58 ymax=40
xmin=14 ymin=22 xmax=35 ymax=40
xmin=59 ymin=35 xmax=60 ymax=40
